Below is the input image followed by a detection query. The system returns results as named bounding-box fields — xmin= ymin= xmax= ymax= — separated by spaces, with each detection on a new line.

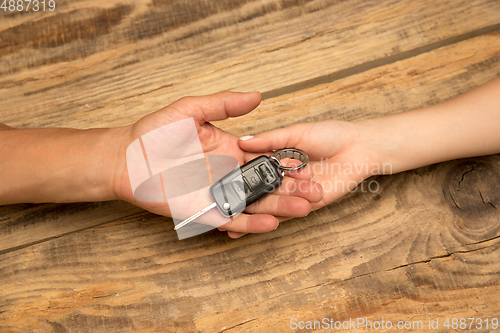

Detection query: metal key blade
xmin=174 ymin=202 xmax=217 ymax=230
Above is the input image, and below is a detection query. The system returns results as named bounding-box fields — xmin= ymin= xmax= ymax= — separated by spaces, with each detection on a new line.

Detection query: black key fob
xmin=209 ymin=156 xmax=283 ymax=217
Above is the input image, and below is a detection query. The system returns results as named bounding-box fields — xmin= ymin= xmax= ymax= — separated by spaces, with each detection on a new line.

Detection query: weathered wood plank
xmin=1 ymin=32 xmax=500 ymax=332
xmin=208 ymin=243 xmax=500 ymax=332
xmin=0 ymin=156 xmax=499 ymax=332
xmin=0 ymin=201 xmax=144 ymax=255
xmin=1 ymin=30 xmax=499 ymax=263
xmin=1 ymin=0 xmax=499 ymax=129
xmin=2 ymin=1 xmax=500 ymax=332
xmin=217 ymin=31 xmax=500 ymax=135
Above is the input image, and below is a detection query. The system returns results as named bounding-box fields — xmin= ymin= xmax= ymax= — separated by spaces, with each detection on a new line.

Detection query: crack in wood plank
xmin=219 ymin=318 xmax=258 ymax=332
xmin=458 ymin=166 xmax=476 ymax=190
xmin=247 ymin=235 xmax=500 ymax=308
xmin=261 ymin=23 xmax=500 ymax=100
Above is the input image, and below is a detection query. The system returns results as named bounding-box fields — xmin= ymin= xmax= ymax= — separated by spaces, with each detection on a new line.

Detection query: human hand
xmin=239 ymin=120 xmax=383 ymax=212
xmin=241 ymin=77 xmax=500 ymax=214
xmin=113 ymin=92 xmax=323 ymax=238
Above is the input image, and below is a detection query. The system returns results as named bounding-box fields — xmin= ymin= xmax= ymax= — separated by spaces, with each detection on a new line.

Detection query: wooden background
xmin=1 ymin=0 xmax=500 ymax=332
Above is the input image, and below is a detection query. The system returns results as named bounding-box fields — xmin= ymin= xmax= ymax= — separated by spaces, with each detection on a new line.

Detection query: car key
xmin=174 ymin=155 xmax=282 ymax=230
xmin=174 ymin=149 xmax=308 ymax=230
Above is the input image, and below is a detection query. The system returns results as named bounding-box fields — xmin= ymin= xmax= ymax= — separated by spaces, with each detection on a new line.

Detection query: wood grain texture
xmin=216 ymin=31 xmax=500 ymax=135
xmin=2 ymin=28 xmax=499 ymax=271
xmin=0 ymin=201 xmax=144 ymax=255
xmin=1 ymin=0 xmax=500 ymax=332
xmin=1 ymin=157 xmax=499 ymax=332
xmin=1 ymin=0 xmax=499 ymax=129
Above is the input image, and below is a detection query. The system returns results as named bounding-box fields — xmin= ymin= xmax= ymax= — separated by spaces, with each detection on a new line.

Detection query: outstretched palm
xmin=239 ymin=120 xmax=379 ymax=212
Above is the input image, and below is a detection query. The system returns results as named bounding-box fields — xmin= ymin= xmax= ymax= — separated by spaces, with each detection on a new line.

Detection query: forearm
xmin=0 ymin=125 xmax=127 ymax=205
xmin=358 ymin=76 xmax=500 ymax=174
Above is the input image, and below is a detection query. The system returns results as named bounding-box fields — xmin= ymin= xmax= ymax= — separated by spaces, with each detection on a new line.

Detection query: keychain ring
xmin=271 ymin=148 xmax=309 ymax=172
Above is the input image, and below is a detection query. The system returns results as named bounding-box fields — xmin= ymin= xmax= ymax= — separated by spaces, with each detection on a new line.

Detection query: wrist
xmin=106 ymin=125 xmax=135 ymax=203
xmin=91 ymin=125 xmax=132 ymax=202
xmin=354 ymin=107 xmax=444 ymax=175
xmin=50 ymin=126 xmax=130 ymax=203
xmin=350 ymin=119 xmax=394 ymax=176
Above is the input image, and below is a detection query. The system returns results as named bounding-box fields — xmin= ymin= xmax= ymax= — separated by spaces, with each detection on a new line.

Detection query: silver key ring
xmin=270 ymin=148 xmax=309 ymax=172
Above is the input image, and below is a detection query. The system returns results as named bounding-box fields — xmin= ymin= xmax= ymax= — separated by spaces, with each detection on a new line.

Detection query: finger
xmin=226 ymin=216 xmax=293 ymax=238
xmin=238 ymin=124 xmax=306 ymax=152
xmin=227 ymin=231 xmax=247 ymax=239
xmin=217 ymin=213 xmax=279 ymax=233
xmin=244 ymin=194 xmax=311 ymax=217
xmin=243 ymin=151 xmax=270 ymax=163
xmin=170 ymin=91 xmax=261 ymax=124
xmin=270 ymin=176 xmax=324 ymax=202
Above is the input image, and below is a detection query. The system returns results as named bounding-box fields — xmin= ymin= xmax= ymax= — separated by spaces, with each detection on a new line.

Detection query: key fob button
xmin=258 ymin=162 xmax=276 ymax=184
xmin=242 ymin=179 xmax=252 ymax=196
xmin=242 ymin=168 xmax=265 ymax=192
xmin=231 ymin=178 xmax=246 ymax=201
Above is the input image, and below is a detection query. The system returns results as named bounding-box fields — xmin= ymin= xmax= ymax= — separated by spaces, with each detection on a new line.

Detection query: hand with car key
xmin=122 ymin=91 xmax=322 ymax=239
xmin=0 ymin=91 xmax=324 ymax=239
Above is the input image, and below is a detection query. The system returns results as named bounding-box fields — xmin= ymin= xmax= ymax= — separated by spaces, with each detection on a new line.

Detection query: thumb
xmin=168 ymin=91 xmax=262 ymax=124
xmin=238 ymin=124 xmax=305 ymax=153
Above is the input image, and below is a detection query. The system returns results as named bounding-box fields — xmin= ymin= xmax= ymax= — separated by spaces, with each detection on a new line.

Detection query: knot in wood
xmin=443 ymin=157 xmax=500 ymax=239
xmin=444 ymin=159 xmax=500 ymax=214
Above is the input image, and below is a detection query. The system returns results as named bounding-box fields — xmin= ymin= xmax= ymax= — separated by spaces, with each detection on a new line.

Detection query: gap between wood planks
xmin=0 ymin=212 xmax=146 ymax=256
xmin=261 ymin=23 xmax=500 ymax=100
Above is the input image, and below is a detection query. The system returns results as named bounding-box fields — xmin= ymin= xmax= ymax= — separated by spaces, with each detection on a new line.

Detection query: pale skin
xmin=1 ymin=77 xmax=499 ymax=239
xmin=240 ymin=76 xmax=500 ymax=218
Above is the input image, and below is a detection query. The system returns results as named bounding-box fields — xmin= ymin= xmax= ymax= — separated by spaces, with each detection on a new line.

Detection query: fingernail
xmin=274 ymin=218 xmax=280 ymax=230
xmin=239 ymin=135 xmax=254 ymax=141
xmin=306 ymin=205 xmax=312 ymax=216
